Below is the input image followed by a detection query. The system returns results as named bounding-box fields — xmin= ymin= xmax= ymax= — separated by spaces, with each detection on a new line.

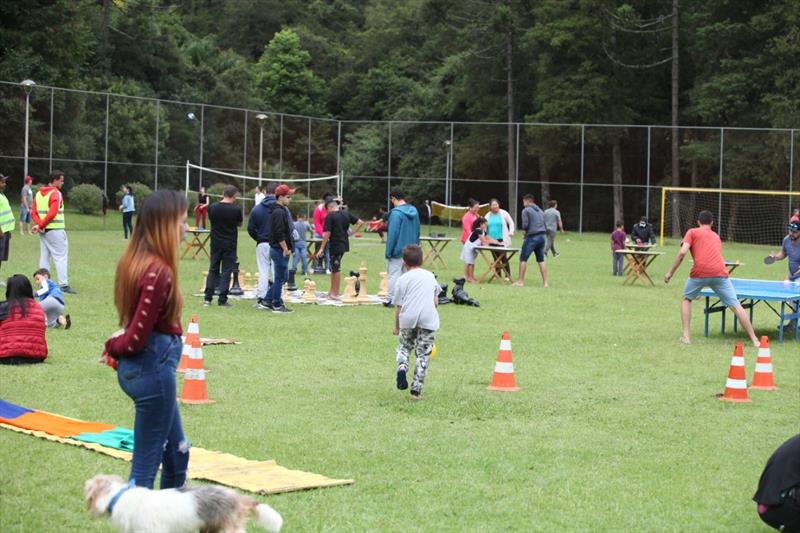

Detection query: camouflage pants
xmin=396 ymin=327 xmax=436 ymax=393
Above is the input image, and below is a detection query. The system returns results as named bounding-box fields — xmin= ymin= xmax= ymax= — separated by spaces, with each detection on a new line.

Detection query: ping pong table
xmin=700 ymin=278 xmax=800 ymax=342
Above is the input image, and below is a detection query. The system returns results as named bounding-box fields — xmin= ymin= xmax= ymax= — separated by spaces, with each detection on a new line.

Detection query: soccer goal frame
xmin=659 ymin=186 xmax=800 ymax=245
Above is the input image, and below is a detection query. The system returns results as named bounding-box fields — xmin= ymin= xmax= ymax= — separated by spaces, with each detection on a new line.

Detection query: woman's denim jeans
xmin=116 ymin=332 xmax=189 ymax=489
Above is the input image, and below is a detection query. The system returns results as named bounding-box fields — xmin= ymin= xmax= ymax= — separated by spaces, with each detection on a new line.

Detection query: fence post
xmin=198 ymin=104 xmax=205 ymax=187
xmin=579 ymin=125 xmax=585 ymax=236
xmin=103 ymin=93 xmax=110 ymax=196
xmin=790 ymin=129 xmax=795 ymax=200
xmin=336 ymin=120 xmax=342 ymax=177
xmin=49 ymin=88 xmax=54 ymax=173
xmin=718 ymin=127 xmax=724 ymax=237
xmin=448 ymin=122 xmax=454 ymax=228
xmin=307 ymin=118 xmax=312 ymax=199
xmin=185 ymin=160 xmax=190 ymax=198
xmin=646 ymin=126 xmax=651 ymax=220
xmin=387 ymin=121 xmax=393 ymax=209
xmin=154 ymin=100 xmax=160 ymax=190
xmin=514 ymin=122 xmax=520 ymax=224
xmin=241 ymin=109 xmax=248 ymax=214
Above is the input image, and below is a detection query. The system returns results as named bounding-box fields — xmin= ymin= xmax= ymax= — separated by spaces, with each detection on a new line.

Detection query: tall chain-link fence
xmin=1 ymin=81 xmax=797 ymax=233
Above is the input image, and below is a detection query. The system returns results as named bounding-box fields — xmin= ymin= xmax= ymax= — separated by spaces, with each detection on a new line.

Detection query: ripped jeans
xmin=116 ymin=332 xmax=189 ymax=489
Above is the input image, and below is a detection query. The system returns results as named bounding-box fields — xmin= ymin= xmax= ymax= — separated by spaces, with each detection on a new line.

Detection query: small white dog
xmin=84 ymin=474 xmax=283 ymax=533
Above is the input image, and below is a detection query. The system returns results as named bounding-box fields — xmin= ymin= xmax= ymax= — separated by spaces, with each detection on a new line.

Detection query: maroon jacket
xmin=0 ymin=300 xmax=48 ymax=361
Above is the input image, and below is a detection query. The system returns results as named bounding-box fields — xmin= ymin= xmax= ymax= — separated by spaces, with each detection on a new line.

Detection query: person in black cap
xmin=753 ymin=433 xmax=800 ymax=531
xmin=266 ymin=184 xmax=295 ymax=313
xmin=766 ymin=222 xmax=800 ymax=282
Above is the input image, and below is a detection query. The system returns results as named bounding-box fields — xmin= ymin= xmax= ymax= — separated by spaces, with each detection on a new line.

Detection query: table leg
xmin=477 ymin=250 xmax=495 ymax=283
xmin=704 ymin=296 xmax=710 ymax=337
xmin=433 ymin=241 xmax=449 ymax=269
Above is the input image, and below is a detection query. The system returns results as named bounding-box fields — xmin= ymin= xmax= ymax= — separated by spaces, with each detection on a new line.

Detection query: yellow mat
xmin=0 ymin=422 xmax=352 ymax=494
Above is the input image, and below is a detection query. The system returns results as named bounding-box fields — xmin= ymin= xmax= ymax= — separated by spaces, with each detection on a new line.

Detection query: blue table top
xmin=699 ymin=278 xmax=800 ymax=302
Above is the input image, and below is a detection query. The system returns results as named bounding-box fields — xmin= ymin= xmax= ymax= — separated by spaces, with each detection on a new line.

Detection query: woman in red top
xmin=460 ymin=198 xmax=480 ymax=244
xmin=0 ymin=274 xmax=47 ymax=364
xmin=103 ymin=190 xmax=189 ymax=489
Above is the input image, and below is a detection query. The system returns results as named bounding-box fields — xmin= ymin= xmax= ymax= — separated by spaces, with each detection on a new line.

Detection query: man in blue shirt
xmin=767 ymin=222 xmax=800 ymax=281
xmin=384 ymin=188 xmax=420 ymax=306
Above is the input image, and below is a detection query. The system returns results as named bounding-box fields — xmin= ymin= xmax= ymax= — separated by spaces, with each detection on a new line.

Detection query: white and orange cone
xmin=719 ymin=342 xmax=751 ymax=403
xmin=750 ymin=336 xmax=777 ymax=391
xmin=179 ymin=336 xmax=214 ymax=404
xmin=487 ymin=331 xmax=520 ymax=392
xmin=178 ymin=315 xmax=200 ymax=373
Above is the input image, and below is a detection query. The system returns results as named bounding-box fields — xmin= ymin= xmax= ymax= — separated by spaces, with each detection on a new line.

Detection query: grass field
xmin=0 ymin=209 xmax=796 ymax=532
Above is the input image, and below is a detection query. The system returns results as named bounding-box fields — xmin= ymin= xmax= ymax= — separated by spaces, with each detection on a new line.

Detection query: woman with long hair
xmin=0 ymin=274 xmax=47 ymax=364
xmin=102 ymin=190 xmax=189 ymax=489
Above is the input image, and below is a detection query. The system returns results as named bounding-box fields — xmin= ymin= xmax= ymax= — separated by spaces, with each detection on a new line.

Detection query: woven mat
xmin=0 ymin=422 xmax=352 ymax=494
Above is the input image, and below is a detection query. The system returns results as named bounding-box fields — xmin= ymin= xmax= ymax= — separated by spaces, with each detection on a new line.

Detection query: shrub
xmin=68 ymin=183 xmax=104 ymax=214
xmin=114 ymin=182 xmax=152 ymax=211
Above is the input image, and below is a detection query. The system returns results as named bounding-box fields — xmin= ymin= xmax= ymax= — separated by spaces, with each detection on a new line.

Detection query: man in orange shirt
xmin=664 ymin=210 xmax=759 ymax=347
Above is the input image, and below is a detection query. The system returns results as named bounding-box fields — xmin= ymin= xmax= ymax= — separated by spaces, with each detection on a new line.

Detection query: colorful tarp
xmin=0 ymin=399 xmax=353 ymax=494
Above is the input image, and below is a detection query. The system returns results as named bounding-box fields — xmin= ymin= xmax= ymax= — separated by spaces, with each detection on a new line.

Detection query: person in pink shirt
xmin=664 ymin=210 xmax=759 ymax=347
xmin=790 ymin=207 xmax=799 ymax=224
xmin=610 ymin=221 xmax=626 ymax=276
xmin=460 ymin=198 xmax=480 ymax=244
xmin=312 ymin=193 xmax=333 ymax=273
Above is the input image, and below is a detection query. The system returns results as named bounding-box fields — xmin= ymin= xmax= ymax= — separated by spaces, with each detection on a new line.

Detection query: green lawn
xmin=0 ymin=209 xmax=796 ymax=532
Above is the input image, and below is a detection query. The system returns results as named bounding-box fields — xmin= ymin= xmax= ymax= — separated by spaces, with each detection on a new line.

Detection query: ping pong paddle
xmin=763 ymin=255 xmax=776 ymax=265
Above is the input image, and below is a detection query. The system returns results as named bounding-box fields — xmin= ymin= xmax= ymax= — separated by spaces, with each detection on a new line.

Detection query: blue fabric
xmin=520 ymin=234 xmax=547 ymax=263
xmin=107 ymin=480 xmax=135 ymax=513
xmin=684 ymin=277 xmax=739 ymax=307
xmin=292 ymin=244 xmax=308 ymax=274
xmin=0 ymin=399 xmax=33 ymax=419
xmin=268 ymin=248 xmax=289 ymax=307
xmin=116 ymin=332 xmax=188 ymax=489
xmin=246 ymin=195 xmax=277 ymax=244
xmin=121 ymin=194 xmax=135 ymax=213
xmin=782 ymin=235 xmax=800 ymax=281
xmin=486 ymin=213 xmax=503 ymax=240
xmin=37 ymin=279 xmax=63 ymax=305
xmin=385 ymin=204 xmax=420 ymax=259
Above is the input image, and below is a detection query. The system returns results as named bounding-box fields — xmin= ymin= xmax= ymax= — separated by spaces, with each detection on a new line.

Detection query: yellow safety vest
xmin=0 ymin=192 xmax=14 ymax=232
xmin=34 ymin=189 xmax=65 ymax=230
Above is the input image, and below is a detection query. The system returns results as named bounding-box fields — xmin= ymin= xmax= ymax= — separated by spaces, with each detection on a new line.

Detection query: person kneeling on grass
xmin=663 ymin=210 xmax=759 ymax=347
xmin=0 ymin=274 xmax=48 ymax=364
xmin=393 ymin=244 xmax=440 ymax=400
xmin=33 ymin=268 xmax=70 ymax=329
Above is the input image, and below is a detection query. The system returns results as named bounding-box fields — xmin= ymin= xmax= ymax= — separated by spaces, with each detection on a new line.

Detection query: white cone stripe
xmin=494 ymin=362 xmax=515 ymax=373
xmin=189 ymin=347 xmax=203 ymax=359
xmin=499 ymin=340 xmax=512 ymax=350
xmin=758 ymin=348 xmax=770 ymax=357
xmin=725 ymin=378 xmax=747 ymax=389
xmin=187 ymin=323 xmax=199 ymax=333
xmin=185 ymin=369 xmax=206 ymax=380
xmin=755 ymin=363 xmax=773 ymax=372
xmin=182 ymin=343 xmax=191 ymax=353
xmin=730 ymin=356 xmax=745 ymax=367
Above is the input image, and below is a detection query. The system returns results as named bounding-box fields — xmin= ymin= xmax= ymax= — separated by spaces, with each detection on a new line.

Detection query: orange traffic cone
xmin=750 ymin=336 xmax=777 ymax=390
xmin=719 ymin=342 xmax=751 ymax=403
xmin=179 ymin=337 xmax=214 ymax=404
xmin=487 ymin=331 xmax=519 ymax=392
xmin=178 ymin=315 xmax=201 ymax=373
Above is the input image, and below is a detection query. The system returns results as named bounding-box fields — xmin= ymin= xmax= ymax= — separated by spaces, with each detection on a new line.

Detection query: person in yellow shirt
xmin=0 ymin=174 xmax=16 ymax=280
xmin=31 ymin=170 xmax=75 ymax=294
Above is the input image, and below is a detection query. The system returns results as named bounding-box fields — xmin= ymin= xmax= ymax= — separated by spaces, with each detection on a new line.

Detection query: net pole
xmin=241 ymin=110 xmax=248 ymax=215
xmin=199 ymin=105 xmax=205 ymax=188
xmin=448 ymin=122 xmax=454 ymax=229
xmin=387 ymin=122 xmax=393 ymax=209
xmin=718 ymin=128 xmax=724 ymax=237
xmin=184 ymin=160 xmax=190 ymax=198
xmin=336 ymin=121 xmax=342 ymax=177
xmin=307 ymin=118 xmax=312 ymax=201
xmin=579 ymin=125 xmax=585 ymax=236
xmin=660 ymin=187 xmax=666 ymax=245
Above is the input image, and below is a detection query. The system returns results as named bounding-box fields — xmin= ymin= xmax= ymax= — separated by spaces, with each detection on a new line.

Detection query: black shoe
xmin=218 ymin=302 xmax=233 ymax=307
xmin=383 ymin=301 xmax=395 ymax=308
xmin=257 ymin=300 xmax=273 ymax=310
xmin=64 ymin=314 xmax=72 ymax=330
xmin=271 ymin=305 xmax=293 ymax=314
xmin=410 ymin=389 xmax=422 ymax=400
xmin=60 ymin=285 xmax=77 ymax=294
xmin=396 ymin=367 xmax=408 ymax=390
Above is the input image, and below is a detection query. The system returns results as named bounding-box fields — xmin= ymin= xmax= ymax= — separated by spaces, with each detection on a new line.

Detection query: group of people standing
xmin=458 ymin=196 xmax=563 ymax=287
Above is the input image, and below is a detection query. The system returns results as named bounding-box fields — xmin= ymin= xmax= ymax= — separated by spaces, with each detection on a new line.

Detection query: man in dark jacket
xmin=247 ymin=182 xmax=277 ymax=308
xmin=631 ymin=216 xmax=655 ymax=246
xmin=266 ymin=184 xmax=295 ymax=313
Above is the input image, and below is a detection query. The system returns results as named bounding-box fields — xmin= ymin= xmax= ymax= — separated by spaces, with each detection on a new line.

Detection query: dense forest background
xmin=1 ymin=0 xmax=798 ymax=229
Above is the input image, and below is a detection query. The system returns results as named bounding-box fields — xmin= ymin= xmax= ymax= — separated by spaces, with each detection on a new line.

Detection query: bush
xmin=68 ymin=183 xmax=104 ymax=214
xmin=114 ymin=182 xmax=152 ymax=211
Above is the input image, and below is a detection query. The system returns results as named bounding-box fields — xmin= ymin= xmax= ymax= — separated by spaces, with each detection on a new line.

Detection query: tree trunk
xmin=539 ymin=156 xmax=550 ymax=204
xmin=506 ymin=31 xmax=517 ymax=221
xmin=613 ymin=139 xmax=624 ymax=225
xmin=670 ymin=0 xmax=681 ymax=238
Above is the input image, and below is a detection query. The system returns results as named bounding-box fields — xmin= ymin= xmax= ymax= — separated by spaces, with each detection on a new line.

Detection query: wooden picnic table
xmin=615 ymin=249 xmax=664 ymax=286
xmin=182 ymin=228 xmax=211 ymax=259
xmin=419 ymin=236 xmax=455 ymax=269
xmin=474 ymin=245 xmax=521 ymax=284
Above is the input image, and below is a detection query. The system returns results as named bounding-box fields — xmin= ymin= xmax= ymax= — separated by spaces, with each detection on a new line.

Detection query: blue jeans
xmin=292 ymin=244 xmax=308 ymax=274
xmin=116 ymin=332 xmax=189 ymax=489
xmin=267 ymin=247 xmax=289 ymax=307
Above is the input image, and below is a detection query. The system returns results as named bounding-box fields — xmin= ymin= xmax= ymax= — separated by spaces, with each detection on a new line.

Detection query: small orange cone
xmin=719 ymin=342 xmax=751 ymax=403
xmin=487 ymin=331 xmax=520 ymax=392
xmin=179 ymin=337 xmax=214 ymax=404
xmin=750 ymin=336 xmax=777 ymax=390
xmin=178 ymin=315 xmax=201 ymax=373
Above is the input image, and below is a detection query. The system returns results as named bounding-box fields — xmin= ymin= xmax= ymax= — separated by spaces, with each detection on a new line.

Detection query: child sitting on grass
xmin=0 ymin=274 xmax=48 ymax=364
xmin=33 ymin=268 xmax=70 ymax=329
xmin=392 ymin=244 xmax=440 ymax=400
xmin=460 ymin=216 xmax=500 ymax=283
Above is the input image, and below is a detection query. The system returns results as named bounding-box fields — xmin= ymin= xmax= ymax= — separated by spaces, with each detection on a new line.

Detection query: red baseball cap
xmin=24 ymin=175 xmax=32 ymax=184
xmin=275 ymin=184 xmax=296 ymax=197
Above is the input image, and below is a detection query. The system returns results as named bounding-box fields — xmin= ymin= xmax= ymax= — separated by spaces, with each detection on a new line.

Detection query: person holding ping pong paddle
xmin=765 ymin=222 xmax=800 ymax=282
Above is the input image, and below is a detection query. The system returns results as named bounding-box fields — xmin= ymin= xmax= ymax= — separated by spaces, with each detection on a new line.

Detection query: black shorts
xmin=330 ymin=252 xmax=344 ymax=273
xmin=0 ymin=233 xmax=10 ymax=261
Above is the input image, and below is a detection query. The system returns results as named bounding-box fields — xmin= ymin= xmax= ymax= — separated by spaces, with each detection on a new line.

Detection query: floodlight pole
xmin=21 ymin=79 xmax=36 ymax=178
xmin=256 ymin=113 xmax=268 ymax=186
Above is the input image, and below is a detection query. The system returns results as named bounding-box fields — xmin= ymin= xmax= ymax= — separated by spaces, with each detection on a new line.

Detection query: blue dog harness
xmin=107 ymin=479 xmax=136 ymax=514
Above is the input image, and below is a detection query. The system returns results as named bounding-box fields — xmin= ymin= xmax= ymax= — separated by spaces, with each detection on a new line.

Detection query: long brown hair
xmin=114 ymin=190 xmax=187 ymax=327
